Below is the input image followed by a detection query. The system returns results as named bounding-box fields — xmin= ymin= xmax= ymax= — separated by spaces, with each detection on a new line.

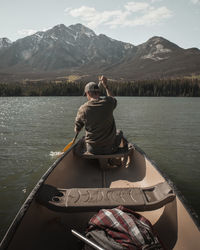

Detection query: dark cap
xmin=84 ymin=82 xmax=100 ymax=94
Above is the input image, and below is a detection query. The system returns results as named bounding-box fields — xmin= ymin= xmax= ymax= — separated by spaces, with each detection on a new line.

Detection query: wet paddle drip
xmin=49 ymin=151 xmax=63 ymax=157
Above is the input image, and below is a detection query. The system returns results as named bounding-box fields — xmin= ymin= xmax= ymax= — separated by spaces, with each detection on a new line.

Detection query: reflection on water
xmin=0 ymin=96 xmax=200 ymax=240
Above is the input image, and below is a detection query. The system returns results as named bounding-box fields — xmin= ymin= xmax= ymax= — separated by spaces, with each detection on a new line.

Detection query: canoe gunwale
xmin=133 ymin=143 xmax=200 ymax=231
xmin=0 ymin=145 xmax=75 ymax=250
xmin=0 ymin=142 xmax=199 ymax=249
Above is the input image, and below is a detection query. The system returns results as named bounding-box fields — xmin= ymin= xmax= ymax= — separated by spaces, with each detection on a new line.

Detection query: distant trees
xmin=0 ymin=83 xmax=22 ymax=96
xmin=101 ymin=78 xmax=200 ymax=97
xmin=0 ymin=78 xmax=200 ymax=97
xmin=0 ymin=81 xmax=85 ymax=96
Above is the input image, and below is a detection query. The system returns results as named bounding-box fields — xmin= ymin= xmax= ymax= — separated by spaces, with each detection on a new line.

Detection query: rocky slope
xmin=0 ymin=24 xmax=199 ymax=80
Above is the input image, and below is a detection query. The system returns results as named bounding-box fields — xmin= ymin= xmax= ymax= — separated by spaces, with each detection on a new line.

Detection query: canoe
xmin=0 ymin=141 xmax=199 ymax=250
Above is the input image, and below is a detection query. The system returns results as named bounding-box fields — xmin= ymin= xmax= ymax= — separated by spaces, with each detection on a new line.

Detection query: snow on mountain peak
xmin=141 ymin=36 xmax=172 ymax=61
xmin=142 ymin=44 xmax=171 ymax=61
xmin=69 ymin=23 xmax=96 ymax=38
xmin=33 ymin=32 xmax=45 ymax=41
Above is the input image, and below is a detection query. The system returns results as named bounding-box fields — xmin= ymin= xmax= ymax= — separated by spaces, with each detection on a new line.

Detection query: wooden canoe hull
xmin=0 ymin=143 xmax=199 ymax=250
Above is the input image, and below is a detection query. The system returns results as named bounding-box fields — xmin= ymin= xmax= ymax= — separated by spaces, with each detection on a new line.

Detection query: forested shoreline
xmin=0 ymin=78 xmax=200 ymax=97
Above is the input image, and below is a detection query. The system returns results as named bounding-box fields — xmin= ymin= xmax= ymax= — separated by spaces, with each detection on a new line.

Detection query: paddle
xmin=62 ymin=132 xmax=79 ymax=152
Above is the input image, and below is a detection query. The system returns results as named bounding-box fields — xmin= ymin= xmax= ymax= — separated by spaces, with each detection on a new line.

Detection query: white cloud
xmin=65 ymin=1 xmax=172 ymax=29
xmin=68 ymin=6 xmax=101 ymax=28
xmin=67 ymin=6 xmax=126 ymax=28
xmin=17 ymin=27 xmax=50 ymax=38
xmin=69 ymin=6 xmax=96 ymax=19
xmin=190 ymin=0 xmax=200 ymax=4
xmin=124 ymin=2 xmax=150 ymax=12
xmin=134 ymin=6 xmax=172 ymax=26
xmin=17 ymin=29 xmax=37 ymax=37
xmin=150 ymin=0 xmax=163 ymax=3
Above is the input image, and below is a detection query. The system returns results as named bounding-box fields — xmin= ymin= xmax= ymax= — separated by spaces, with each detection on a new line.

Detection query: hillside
xmin=0 ymin=24 xmax=200 ymax=81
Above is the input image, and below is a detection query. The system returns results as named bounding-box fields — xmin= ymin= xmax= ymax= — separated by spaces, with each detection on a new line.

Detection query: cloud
xmin=17 ymin=27 xmax=50 ymax=38
xmin=150 ymin=0 xmax=163 ymax=3
xmin=68 ymin=6 xmax=100 ymax=28
xmin=67 ymin=6 xmax=125 ymax=28
xmin=124 ymin=2 xmax=150 ymax=12
xmin=17 ymin=29 xmax=37 ymax=36
xmin=133 ymin=6 xmax=172 ymax=26
xmin=190 ymin=0 xmax=200 ymax=3
xmin=65 ymin=1 xmax=172 ymax=29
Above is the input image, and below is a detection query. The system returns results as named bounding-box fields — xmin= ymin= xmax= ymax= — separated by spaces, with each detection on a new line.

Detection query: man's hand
xmin=99 ymin=75 xmax=114 ymax=97
xmin=74 ymin=126 xmax=80 ymax=133
xmin=99 ymin=75 xmax=108 ymax=89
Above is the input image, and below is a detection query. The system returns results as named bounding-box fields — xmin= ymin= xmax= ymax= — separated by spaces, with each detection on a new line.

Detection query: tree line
xmin=0 ymin=78 xmax=200 ymax=97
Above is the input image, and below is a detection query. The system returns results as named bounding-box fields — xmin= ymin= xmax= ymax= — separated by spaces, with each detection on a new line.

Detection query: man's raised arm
xmin=99 ymin=75 xmax=114 ymax=97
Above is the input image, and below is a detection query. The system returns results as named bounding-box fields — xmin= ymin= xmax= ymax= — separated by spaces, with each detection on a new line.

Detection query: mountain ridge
xmin=0 ymin=23 xmax=200 ymax=81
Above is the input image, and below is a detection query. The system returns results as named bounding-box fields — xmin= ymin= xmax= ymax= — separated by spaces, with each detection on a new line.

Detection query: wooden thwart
xmin=36 ymin=182 xmax=175 ymax=212
xmin=81 ymin=145 xmax=134 ymax=168
xmin=82 ymin=147 xmax=131 ymax=159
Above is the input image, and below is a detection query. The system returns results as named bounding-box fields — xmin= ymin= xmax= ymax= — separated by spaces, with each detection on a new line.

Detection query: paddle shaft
xmin=72 ymin=132 xmax=79 ymax=143
xmin=63 ymin=132 xmax=79 ymax=152
xmin=71 ymin=230 xmax=104 ymax=250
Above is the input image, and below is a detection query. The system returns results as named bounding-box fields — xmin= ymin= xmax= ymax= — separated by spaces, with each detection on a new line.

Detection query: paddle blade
xmin=62 ymin=133 xmax=78 ymax=153
xmin=63 ymin=140 xmax=74 ymax=152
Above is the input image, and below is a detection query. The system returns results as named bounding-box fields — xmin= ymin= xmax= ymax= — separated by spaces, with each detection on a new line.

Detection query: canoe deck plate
xmin=36 ymin=182 xmax=175 ymax=212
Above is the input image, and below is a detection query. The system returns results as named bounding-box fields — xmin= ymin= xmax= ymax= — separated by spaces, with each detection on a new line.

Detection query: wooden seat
xmin=36 ymin=182 xmax=176 ymax=212
xmin=81 ymin=144 xmax=134 ymax=169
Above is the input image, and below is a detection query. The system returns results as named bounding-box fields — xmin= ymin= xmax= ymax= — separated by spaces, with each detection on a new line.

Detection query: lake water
xmin=0 ymin=96 xmax=200 ymax=240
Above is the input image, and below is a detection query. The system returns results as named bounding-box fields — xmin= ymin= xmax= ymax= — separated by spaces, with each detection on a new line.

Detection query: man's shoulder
xmin=104 ymin=96 xmax=117 ymax=107
xmin=78 ymin=102 xmax=89 ymax=112
xmin=104 ymin=96 xmax=116 ymax=101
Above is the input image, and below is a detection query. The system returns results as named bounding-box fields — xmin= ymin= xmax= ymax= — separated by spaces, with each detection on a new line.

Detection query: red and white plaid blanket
xmin=85 ymin=206 xmax=164 ymax=250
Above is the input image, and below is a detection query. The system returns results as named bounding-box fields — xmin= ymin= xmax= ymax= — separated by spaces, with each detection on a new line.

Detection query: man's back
xmin=75 ymin=96 xmax=117 ymax=153
xmin=74 ymin=76 xmax=120 ymax=154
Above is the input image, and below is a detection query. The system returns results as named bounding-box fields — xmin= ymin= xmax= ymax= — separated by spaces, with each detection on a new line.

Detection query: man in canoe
xmin=74 ymin=76 xmax=126 ymax=155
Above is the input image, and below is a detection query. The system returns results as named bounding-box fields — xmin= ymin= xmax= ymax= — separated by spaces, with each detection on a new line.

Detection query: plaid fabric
xmin=86 ymin=206 xmax=164 ymax=250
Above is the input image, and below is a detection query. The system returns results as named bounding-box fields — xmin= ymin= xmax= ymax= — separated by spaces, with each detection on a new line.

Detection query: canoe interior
xmin=2 ymin=144 xmax=200 ymax=250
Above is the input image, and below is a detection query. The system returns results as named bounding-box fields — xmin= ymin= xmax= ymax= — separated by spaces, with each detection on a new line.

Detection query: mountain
xmin=0 ymin=38 xmax=12 ymax=49
xmin=108 ymin=36 xmax=200 ymax=79
xmin=106 ymin=36 xmax=200 ymax=79
xmin=0 ymin=24 xmax=134 ymax=73
xmin=0 ymin=24 xmax=200 ymax=81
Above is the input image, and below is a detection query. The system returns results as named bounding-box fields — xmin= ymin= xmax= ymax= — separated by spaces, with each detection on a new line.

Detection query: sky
xmin=0 ymin=0 xmax=200 ymax=49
